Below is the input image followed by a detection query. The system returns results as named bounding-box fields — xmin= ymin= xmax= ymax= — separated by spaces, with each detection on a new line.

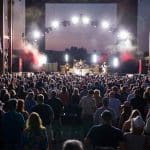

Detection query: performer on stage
xmin=101 ymin=62 xmax=108 ymax=74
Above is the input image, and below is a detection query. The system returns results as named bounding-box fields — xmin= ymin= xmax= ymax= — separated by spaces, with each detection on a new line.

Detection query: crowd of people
xmin=0 ymin=72 xmax=149 ymax=150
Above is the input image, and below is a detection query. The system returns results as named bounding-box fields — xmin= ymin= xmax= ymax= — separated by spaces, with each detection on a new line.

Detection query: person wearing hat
xmin=84 ymin=110 xmax=124 ymax=150
xmin=124 ymin=116 xmax=145 ymax=150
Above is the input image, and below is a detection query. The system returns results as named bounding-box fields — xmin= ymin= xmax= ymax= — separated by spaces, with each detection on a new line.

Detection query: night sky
xmin=13 ymin=0 xmax=150 ymax=53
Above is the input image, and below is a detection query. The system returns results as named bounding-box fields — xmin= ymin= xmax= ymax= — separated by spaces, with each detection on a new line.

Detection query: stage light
xmin=51 ymin=20 xmax=60 ymax=29
xmin=39 ymin=55 xmax=47 ymax=66
xmin=65 ymin=54 xmax=69 ymax=63
xmin=92 ymin=53 xmax=98 ymax=63
xmin=117 ymin=30 xmax=130 ymax=40
xmin=32 ymin=30 xmax=41 ymax=39
xmin=71 ymin=16 xmax=79 ymax=24
xmin=82 ymin=16 xmax=90 ymax=25
xmin=112 ymin=57 xmax=119 ymax=68
xmin=101 ymin=20 xmax=110 ymax=29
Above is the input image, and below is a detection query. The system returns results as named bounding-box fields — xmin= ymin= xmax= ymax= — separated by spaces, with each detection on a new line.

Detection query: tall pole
xmin=8 ymin=0 xmax=13 ymax=73
xmin=0 ymin=0 xmax=4 ymax=74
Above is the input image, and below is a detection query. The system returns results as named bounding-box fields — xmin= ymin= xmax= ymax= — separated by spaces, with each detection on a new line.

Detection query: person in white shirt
xmin=79 ymin=90 xmax=96 ymax=135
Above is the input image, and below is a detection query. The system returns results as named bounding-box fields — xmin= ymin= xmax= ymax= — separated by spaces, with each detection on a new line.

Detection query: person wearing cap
xmin=84 ymin=110 xmax=124 ymax=150
xmin=124 ymin=116 xmax=145 ymax=150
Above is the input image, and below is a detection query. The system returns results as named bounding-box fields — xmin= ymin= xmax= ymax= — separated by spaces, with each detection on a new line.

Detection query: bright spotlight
xmin=33 ymin=30 xmax=41 ymax=39
xmin=65 ymin=54 xmax=69 ymax=62
xmin=82 ymin=16 xmax=90 ymax=25
xmin=118 ymin=30 xmax=130 ymax=40
xmin=113 ymin=57 xmax=119 ymax=68
xmin=92 ymin=54 xmax=98 ymax=63
xmin=101 ymin=21 xmax=110 ymax=29
xmin=51 ymin=20 xmax=60 ymax=29
xmin=39 ymin=55 xmax=47 ymax=66
xmin=71 ymin=16 xmax=80 ymax=24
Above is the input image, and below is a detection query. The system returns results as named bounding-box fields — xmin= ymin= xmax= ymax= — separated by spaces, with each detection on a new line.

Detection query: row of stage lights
xmin=65 ymin=53 xmax=120 ymax=68
xmin=48 ymin=16 xmax=110 ymax=30
xmin=32 ymin=14 xmax=131 ymax=41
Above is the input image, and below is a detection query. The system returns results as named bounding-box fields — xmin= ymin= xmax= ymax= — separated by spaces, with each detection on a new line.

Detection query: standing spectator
xmin=122 ymin=109 xmax=141 ymax=133
xmin=146 ymin=109 xmax=150 ymax=121
xmin=48 ymin=90 xmax=63 ymax=141
xmin=94 ymin=89 xmax=102 ymax=108
xmin=2 ymin=92 xmax=10 ymax=112
xmin=120 ymin=86 xmax=129 ymax=103
xmin=143 ymin=87 xmax=150 ymax=109
xmin=17 ymin=85 xmax=27 ymax=100
xmin=71 ymin=88 xmax=80 ymax=106
xmin=24 ymin=112 xmax=48 ymax=150
xmin=32 ymin=94 xmax=54 ymax=150
xmin=59 ymin=86 xmax=69 ymax=107
xmin=119 ymin=101 xmax=132 ymax=128
xmin=25 ymin=92 xmax=36 ymax=113
xmin=1 ymin=99 xmax=25 ymax=150
xmin=108 ymin=91 xmax=121 ymax=125
xmin=127 ymin=86 xmax=136 ymax=103
xmin=39 ymin=87 xmax=49 ymax=104
xmin=36 ymin=78 xmax=44 ymax=89
xmin=80 ymin=85 xmax=88 ymax=98
xmin=84 ymin=110 xmax=124 ymax=150
xmin=79 ymin=90 xmax=96 ymax=135
xmin=94 ymin=97 xmax=115 ymax=125
xmin=17 ymin=99 xmax=29 ymax=121
xmin=0 ymin=100 xmax=4 ymax=123
xmin=0 ymin=89 xmax=8 ymax=102
xmin=10 ymin=89 xmax=17 ymax=99
xmin=0 ymin=101 xmax=4 ymax=149
xmin=144 ymin=117 xmax=150 ymax=150
xmin=112 ymin=86 xmax=121 ymax=100
xmin=124 ymin=116 xmax=145 ymax=150
xmin=130 ymin=89 xmax=146 ymax=119
xmin=62 ymin=139 xmax=84 ymax=150
xmin=71 ymin=88 xmax=81 ymax=119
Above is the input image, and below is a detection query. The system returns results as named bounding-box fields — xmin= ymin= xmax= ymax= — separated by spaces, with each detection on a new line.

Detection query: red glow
xmin=22 ymin=43 xmax=46 ymax=69
xmin=99 ymin=53 xmax=108 ymax=63
xmin=120 ymin=52 xmax=135 ymax=62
